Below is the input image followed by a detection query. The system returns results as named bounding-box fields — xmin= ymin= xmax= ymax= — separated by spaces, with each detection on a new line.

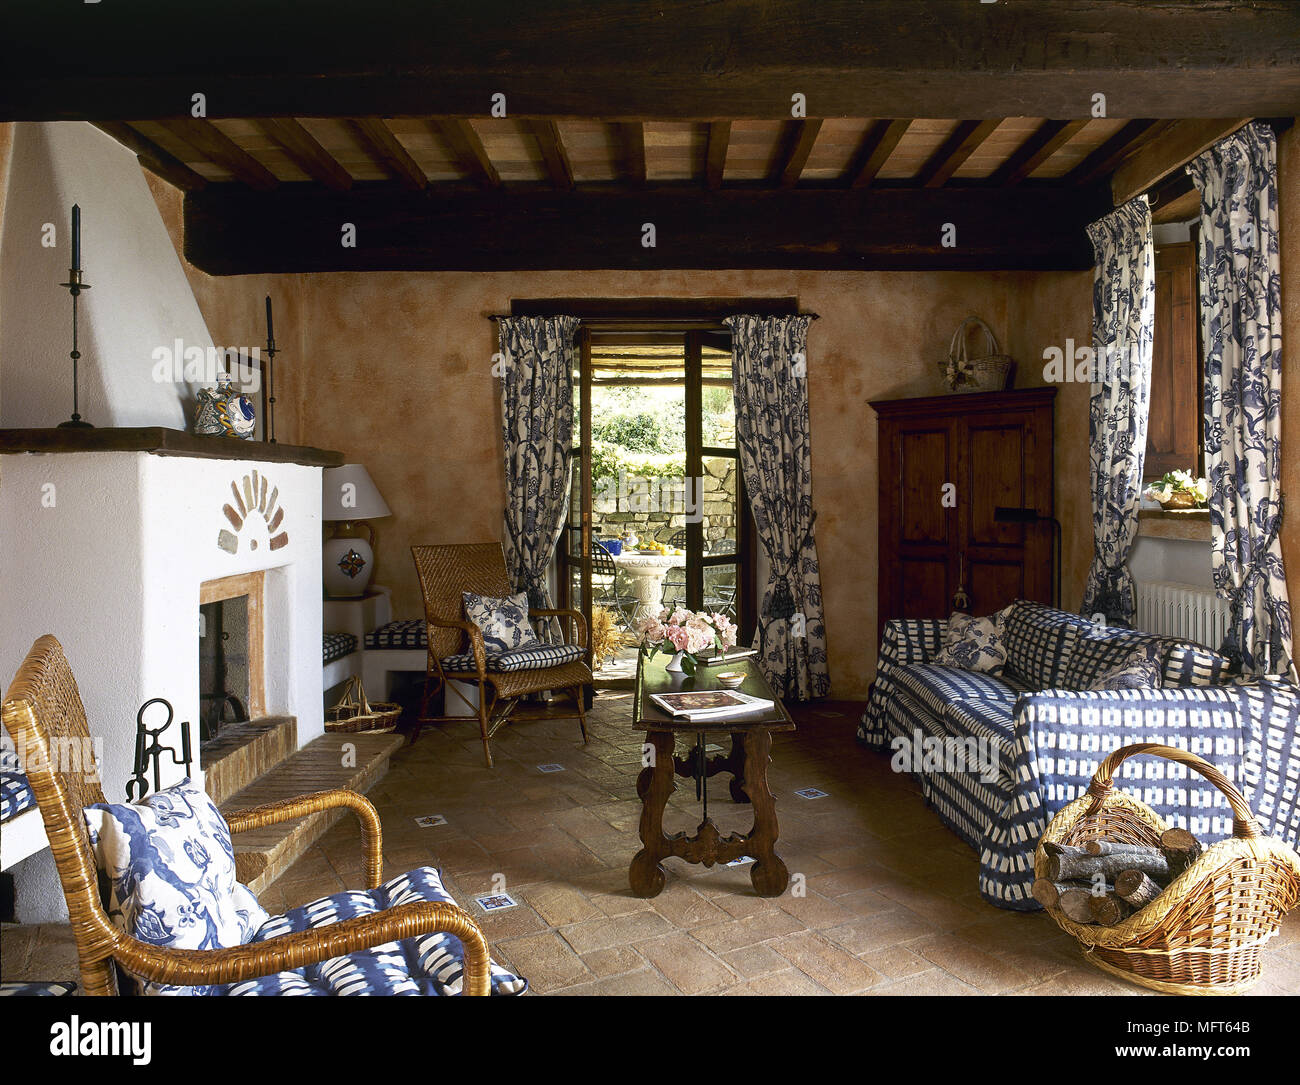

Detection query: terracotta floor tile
xmin=771 ymin=930 xmax=884 ymax=994
xmin=637 ymin=934 xmax=737 ymax=994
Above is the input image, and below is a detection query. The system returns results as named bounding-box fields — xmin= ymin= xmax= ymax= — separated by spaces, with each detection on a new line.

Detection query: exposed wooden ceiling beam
xmin=705 ymin=121 xmax=730 ymax=190
xmin=917 ymin=119 xmax=1001 ymax=188
xmin=184 ymin=182 xmax=1108 ymax=275
xmin=1111 ymin=119 xmax=1251 ymax=205
xmin=847 ymin=120 xmax=911 ymax=188
xmin=616 ymin=122 xmax=646 ymax=187
xmin=156 ymin=118 xmax=279 ymax=191
xmin=348 ymin=117 xmax=427 ymax=190
xmin=776 ymin=119 xmax=823 ymax=188
xmin=91 ymin=121 xmax=208 ymax=191
xmin=434 ymin=119 xmax=500 ymax=188
xmin=256 ymin=117 xmax=352 ymax=191
xmin=9 ymin=2 xmax=1299 ymax=121
xmin=989 ymin=119 xmax=1089 ymax=186
xmin=531 ymin=120 xmax=574 ymax=190
xmin=1065 ymin=120 xmax=1171 ymax=186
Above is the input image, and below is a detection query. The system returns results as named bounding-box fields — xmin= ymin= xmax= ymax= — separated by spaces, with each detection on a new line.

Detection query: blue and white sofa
xmin=858 ymin=599 xmax=1300 ymax=910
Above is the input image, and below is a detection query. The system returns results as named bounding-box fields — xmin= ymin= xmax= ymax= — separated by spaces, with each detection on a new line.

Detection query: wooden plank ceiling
xmin=112 ymin=115 xmax=1164 ymax=194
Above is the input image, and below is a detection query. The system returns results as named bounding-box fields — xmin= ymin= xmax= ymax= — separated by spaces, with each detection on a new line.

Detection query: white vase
xmin=664 ymin=650 xmax=687 ymax=673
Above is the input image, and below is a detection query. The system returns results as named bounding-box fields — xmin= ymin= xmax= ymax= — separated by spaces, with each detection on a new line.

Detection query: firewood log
xmin=1048 ymin=849 xmax=1169 ymax=883
xmin=1088 ymin=891 xmax=1134 ymax=926
xmin=1032 ymin=879 xmax=1076 ymax=909
xmin=1160 ymin=827 xmax=1202 ymax=877
xmin=1083 ymin=841 xmax=1164 ymax=858
xmin=1042 ymin=842 xmax=1087 ymax=859
xmin=1114 ymin=868 xmax=1164 ymax=909
xmin=1058 ymin=888 xmax=1100 ymax=924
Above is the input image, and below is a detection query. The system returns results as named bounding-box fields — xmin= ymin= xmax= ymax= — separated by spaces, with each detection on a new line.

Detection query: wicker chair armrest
xmin=530 ymin=607 xmax=588 ymax=653
xmin=423 ymin=617 xmax=488 ymax=675
xmin=110 ymin=899 xmax=491 ymax=994
xmin=225 ymin=789 xmax=383 ymax=888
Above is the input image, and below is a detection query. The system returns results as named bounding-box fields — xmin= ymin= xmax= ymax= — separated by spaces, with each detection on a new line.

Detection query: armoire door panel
xmin=966 ymin=558 xmax=1025 ymax=615
xmin=966 ymin=423 xmax=1027 ymax=547
xmin=898 ymin=556 xmax=950 ymax=619
xmin=898 ymin=429 xmax=950 ymax=545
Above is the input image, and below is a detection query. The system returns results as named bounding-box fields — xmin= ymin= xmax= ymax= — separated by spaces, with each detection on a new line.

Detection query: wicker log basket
xmin=944 ymin=315 xmax=1015 ymax=392
xmin=1036 ymin=742 xmax=1300 ymax=995
xmin=325 ymin=676 xmax=401 ymax=734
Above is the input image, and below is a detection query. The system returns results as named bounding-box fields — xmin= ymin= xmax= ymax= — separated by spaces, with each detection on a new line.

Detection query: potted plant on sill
xmin=1143 ymin=470 xmax=1209 ymax=511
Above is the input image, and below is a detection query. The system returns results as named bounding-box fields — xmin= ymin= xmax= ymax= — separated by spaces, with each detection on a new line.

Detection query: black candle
xmin=71 ymin=204 xmax=81 ymax=269
xmin=265 ymin=295 xmax=274 ymax=342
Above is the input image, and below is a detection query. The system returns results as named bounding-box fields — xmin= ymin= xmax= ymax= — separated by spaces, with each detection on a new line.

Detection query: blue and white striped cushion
xmin=441 ymin=643 xmax=585 ymax=675
xmin=322 ymin=631 xmax=358 ymax=665
xmin=0 ymin=982 xmax=76 ymax=996
xmin=888 ymin=664 xmax=1024 ymax=719
xmin=1164 ymin=642 xmax=1232 ymax=687
xmin=218 ymin=866 xmax=526 ymax=996
xmin=0 ymin=771 xmax=36 ymax=821
xmin=364 ymin=620 xmax=427 ymax=650
xmin=1063 ymin=629 xmax=1167 ymax=688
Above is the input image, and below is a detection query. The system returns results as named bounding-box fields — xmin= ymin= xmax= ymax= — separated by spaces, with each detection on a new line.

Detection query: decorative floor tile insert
xmin=537 ymin=763 xmax=566 ymax=773
xmin=794 ymin=787 xmax=828 ymax=799
xmin=476 ymin=893 xmax=519 ymax=912
xmin=414 ymin=814 xmax=448 ymax=827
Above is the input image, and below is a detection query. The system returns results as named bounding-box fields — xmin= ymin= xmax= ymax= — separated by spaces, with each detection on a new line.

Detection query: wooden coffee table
xmin=629 ymin=654 xmax=795 ymax=898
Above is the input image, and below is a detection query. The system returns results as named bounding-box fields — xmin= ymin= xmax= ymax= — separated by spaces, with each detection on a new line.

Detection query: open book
xmin=649 ymin=690 xmax=774 ymax=722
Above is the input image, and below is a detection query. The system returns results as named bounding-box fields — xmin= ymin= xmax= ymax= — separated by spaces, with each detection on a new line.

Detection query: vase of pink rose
xmin=634 ymin=607 xmax=738 ymax=676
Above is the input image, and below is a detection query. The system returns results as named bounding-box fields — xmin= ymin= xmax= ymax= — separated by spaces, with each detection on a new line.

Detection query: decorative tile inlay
xmin=218 ymin=471 xmax=289 ymax=553
xmin=337 ymin=548 xmax=366 ymax=578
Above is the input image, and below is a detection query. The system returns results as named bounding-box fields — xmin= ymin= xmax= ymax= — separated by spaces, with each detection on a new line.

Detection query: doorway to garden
xmin=557 ymin=325 xmax=756 ymax=685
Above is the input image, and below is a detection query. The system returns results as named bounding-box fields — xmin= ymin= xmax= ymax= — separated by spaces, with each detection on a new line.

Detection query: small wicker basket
xmin=944 ymin=315 xmax=1015 ymax=393
xmin=1036 ymin=742 xmax=1300 ymax=995
xmin=325 ymin=676 xmax=401 ymax=734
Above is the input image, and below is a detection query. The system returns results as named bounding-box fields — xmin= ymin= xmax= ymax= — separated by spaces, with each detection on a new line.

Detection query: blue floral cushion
xmin=83 ymin=779 xmax=269 ymax=995
xmin=213 ymin=867 xmax=528 ymax=996
xmin=935 ymin=611 xmax=1009 ymax=676
xmin=1089 ymin=645 xmax=1164 ymax=691
xmin=463 ymin=590 xmax=539 ymax=653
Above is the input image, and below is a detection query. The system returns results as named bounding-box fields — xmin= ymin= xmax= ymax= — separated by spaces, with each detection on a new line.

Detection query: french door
xmin=559 ymin=324 xmax=756 ymax=666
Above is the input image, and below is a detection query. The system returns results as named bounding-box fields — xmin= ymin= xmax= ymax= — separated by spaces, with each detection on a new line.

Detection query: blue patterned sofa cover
xmin=858 ymin=600 xmax=1300 ymax=910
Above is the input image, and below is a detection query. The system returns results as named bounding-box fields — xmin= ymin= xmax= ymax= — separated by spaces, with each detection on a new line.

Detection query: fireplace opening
xmin=199 ymin=572 xmax=266 ymax=742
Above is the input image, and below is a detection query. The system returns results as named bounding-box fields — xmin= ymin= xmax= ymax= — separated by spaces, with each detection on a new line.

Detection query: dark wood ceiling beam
xmin=917 ymin=119 xmax=1001 ymax=188
xmin=1111 ymin=118 xmax=1251 ymax=204
xmin=10 ymin=2 xmax=1300 ymax=120
xmin=775 ymin=119 xmax=823 ymax=188
xmin=531 ymin=120 xmax=574 ymax=190
xmin=1065 ymin=120 xmax=1171 ymax=186
xmin=156 ymin=118 xmax=279 ymax=190
xmin=256 ymin=117 xmax=352 ymax=191
xmin=348 ymin=117 xmax=427 ymax=190
xmin=989 ymin=119 xmax=1089 ymax=186
xmin=91 ymin=121 xmax=208 ymax=191
xmin=183 ymin=182 xmax=1109 ymax=275
xmin=705 ymin=121 xmax=731 ymax=190
xmin=434 ymin=119 xmax=500 ymax=188
xmin=616 ymin=122 xmax=646 ymax=187
xmin=847 ymin=120 xmax=911 ymax=188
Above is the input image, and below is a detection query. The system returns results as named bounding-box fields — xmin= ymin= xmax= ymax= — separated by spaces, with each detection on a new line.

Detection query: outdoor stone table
xmin=612 ymin=550 xmax=686 ymax=622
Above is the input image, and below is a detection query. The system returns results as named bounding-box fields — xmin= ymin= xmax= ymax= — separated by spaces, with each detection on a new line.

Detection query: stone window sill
xmin=1138 ymin=507 xmax=1210 ymax=542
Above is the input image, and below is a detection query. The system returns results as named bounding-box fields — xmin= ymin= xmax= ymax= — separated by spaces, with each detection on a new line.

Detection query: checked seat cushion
xmin=440 ymin=642 xmax=586 ymax=675
xmin=216 ymin=867 xmax=527 ymax=997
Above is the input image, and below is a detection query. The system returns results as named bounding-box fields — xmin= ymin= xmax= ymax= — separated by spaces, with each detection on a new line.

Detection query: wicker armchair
xmin=411 ymin=542 xmax=591 ymax=767
xmin=1 ymin=634 xmax=491 ymax=996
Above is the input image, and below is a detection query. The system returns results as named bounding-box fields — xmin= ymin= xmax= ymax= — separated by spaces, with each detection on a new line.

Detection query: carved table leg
xmin=629 ymin=729 xmax=675 ymax=897
xmin=727 ymin=731 xmax=750 ymax=803
xmin=741 ymin=728 xmax=789 ymax=897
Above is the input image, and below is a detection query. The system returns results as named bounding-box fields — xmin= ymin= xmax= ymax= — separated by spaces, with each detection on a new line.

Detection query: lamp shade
xmin=322 ymin=464 xmax=391 ymax=521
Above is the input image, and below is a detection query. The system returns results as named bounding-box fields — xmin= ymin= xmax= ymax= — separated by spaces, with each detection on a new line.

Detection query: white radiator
xmin=1134 ymin=580 xmax=1231 ymax=650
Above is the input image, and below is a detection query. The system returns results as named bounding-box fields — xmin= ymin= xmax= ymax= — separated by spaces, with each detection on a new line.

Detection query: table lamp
xmin=322 ymin=464 xmax=392 ymax=598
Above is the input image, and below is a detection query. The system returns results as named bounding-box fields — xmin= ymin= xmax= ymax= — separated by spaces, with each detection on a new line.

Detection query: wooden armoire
xmin=871 ymin=388 xmax=1056 ymax=636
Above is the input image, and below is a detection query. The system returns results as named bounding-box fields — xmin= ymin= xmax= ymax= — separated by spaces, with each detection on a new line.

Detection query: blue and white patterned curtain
xmin=1080 ymin=197 xmax=1155 ymax=627
xmin=724 ymin=314 xmax=829 ymax=700
xmin=1188 ymin=123 xmax=1295 ymax=677
xmin=497 ymin=316 xmax=579 ymax=610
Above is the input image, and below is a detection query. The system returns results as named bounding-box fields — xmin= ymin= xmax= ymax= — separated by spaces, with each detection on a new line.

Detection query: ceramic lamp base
xmin=324 ymin=535 xmax=374 ymax=598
